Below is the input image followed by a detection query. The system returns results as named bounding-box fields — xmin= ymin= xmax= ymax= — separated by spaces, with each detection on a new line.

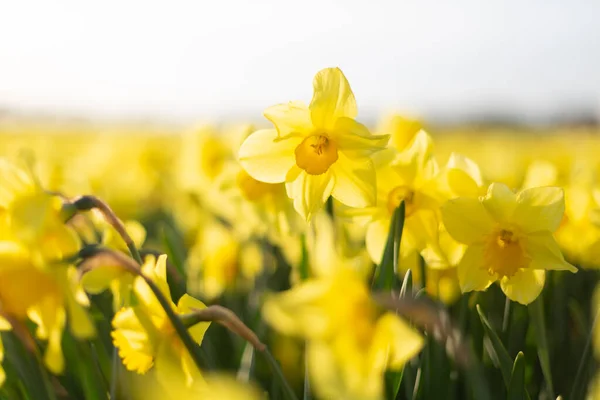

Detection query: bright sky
xmin=0 ymin=0 xmax=598 ymax=122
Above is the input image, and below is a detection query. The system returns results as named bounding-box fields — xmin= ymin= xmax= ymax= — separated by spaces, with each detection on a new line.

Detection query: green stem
xmin=502 ymin=297 xmax=511 ymax=334
xmin=529 ymin=297 xmax=555 ymax=398
xmin=263 ymin=348 xmax=299 ymax=400
xmin=569 ymin=305 xmax=600 ymax=400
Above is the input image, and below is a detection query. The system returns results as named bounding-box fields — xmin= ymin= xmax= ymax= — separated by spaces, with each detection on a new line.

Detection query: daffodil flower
xmin=0 ymin=159 xmax=94 ymax=373
xmin=442 ymin=182 xmax=577 ymax=304
xmin=263 ymin=268 xmax=423 ymax=400
xmin=238 ymin=67 xmax=389 ymax=221
xmin=341 ymin=130 xmax=443 ymax=265
xmin=112 ymin=254 xmax=210 ymax=387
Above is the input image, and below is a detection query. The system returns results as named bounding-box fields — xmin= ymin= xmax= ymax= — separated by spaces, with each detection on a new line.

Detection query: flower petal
xmin=514 ymin=186 xmax=565 ymax=233
xmin=330 ymin=152 xmax=376 ymax=208
xmin=333 ymin=117 xmax=389 ymax=158
xmin=309 ymin=68 xmax=357 ymax=130
xmin=525 ymin=231 xmax=577 ymax=272
xmin=262 ymin=280 xmax=333 ymax=339
xmin=441 ymin=198 xmax=494 ymax=245
xmin=285 ymin=170 xmax=335 ymax=221
xmin=370 ymin=313 xmax=424 ymax=371
xmin=238 ymin=129 xmax=301 ymax=184
xmin=457 ymin=244 xmax=495 ymax=292
xmin=482 ymin=182 xmax=517 ymax=223
xmin=366 ymin=218 xmax=389 ymax=263
xmin=177 ymin=294 xmax=211 ymax=344
xmin=263 ymin=101 xmax=313 ymax=138
xmin=500 ymin=269 xmax=545 ymax=305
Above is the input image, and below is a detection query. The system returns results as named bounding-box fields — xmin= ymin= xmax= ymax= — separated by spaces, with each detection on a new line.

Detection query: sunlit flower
xmin=112 ymin=254 xmax=210 ymax=387
xmin=376 ymin=114 xmax=423 ymax=153
xmin=441 ymin=182 xmax=577 ymax=304
xmin=186 ymin=219 xmax=265 ymax=300
xmin=342 ymin=130 xmax=443 ymax=266
xmin=263 ymin=268 xmax=423 ymax=400
xmin=239 ymin=67 xmax=389 ymax=220
xmin=0 ymin=159 xmax=94 ymax=373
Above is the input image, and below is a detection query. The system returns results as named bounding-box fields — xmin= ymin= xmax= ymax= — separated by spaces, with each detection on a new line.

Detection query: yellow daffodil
xmin=0 ymin=159 xmax=94 ymax=373
xmin=238 ymin=67 xmax=389 ymax=221
xmin=263 ymin=268 xmax=423 ymax=400
xmin=186 ymin=219 xmax=264 ymax=300
xmin=441 ymin=182 xmax=577 ymax=304
xmin=343 ymin=130 xmax=443 ymax=266
xmin=112 ymin=254 xmax=210 ymax=387
xmin=376 ymin=114 xmax=423 ymax=153
xmin=80 ymin=215 xmax=147 ymax=309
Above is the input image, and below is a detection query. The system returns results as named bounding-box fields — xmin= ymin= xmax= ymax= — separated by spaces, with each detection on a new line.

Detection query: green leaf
xmin=1 ymin=331 xmax=56 ymax=400
xmin=373 ymin=201 xmax=405 ymax=291
xmin=507 ymin=352 xmax=526 ymax=400
xmin=160 ymin=222 xmax=188 ymax=280
xmin=299 ymin=234 xmax=310 ymax=281
xmin=528 ymin=297 xmax=555 ymax=398
xmin=476 ymin=304 xmax=513 ymax=386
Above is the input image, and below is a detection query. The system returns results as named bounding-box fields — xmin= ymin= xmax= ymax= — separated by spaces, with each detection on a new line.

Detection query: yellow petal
xmin=262 ymin=280 xmax=332 ymax=339
xmin=482 ymin=183 xmax=517 ymax=223
xmin=177 ymin=294 xmax=210 ymax=344
xmin=238 ymin=129 xmax=301 ymax=184
xmin=446 ymin=153 xmax=483 ymax=187
xmin=285 ymin=170 xmax=335 ymax=221
xmin=112 ymin=308 xmax=155 ymax=374
xmin=330 ymin=152 xmax=376 ymax=208
xmin=365 ymin=218 xmax=389 ymax=263
xmin=0 ymin=316 xmax=10 ymax=331
xmin=263 ymin=101 xmax=313 ymax=138
xmin=441 ymin=198 xmax=494 ymax=245
xmin=309 ymin=67 xmax=357 ymax=130
xmin=522 ymin=161 xmax=557 ymax=189
xmin=457 ymin=244 xmax=494 ymax=292
xmin=514 ymin=186 xmax=565 ymax=233
xmin=524 ymin=232 xmax=577 ymax=272
xmin=80 ymin=265 xmax=127 ymax=294
xmin=378 ymin=114 xmax=422 ymax=152
xmin=500 ymin=269 xmax=545 ymax=305
xmin=333 ymin=117 xmax=389 ymax=158
xmin=370 ymin=313 xmax=423 ymax=371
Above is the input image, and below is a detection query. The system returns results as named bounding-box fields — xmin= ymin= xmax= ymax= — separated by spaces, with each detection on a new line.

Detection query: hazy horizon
xmin=1 ymin=0 xmax=598 ymax=124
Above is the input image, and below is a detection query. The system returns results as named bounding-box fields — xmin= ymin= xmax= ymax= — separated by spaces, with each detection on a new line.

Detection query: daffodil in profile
xmin=441 ymin=182 xmax=577 ymax=304
xmin=111 ymin=254 xmax=210 ymax=387
xmin=238 ymin=67 xmax=389 ymax=221
xmin=263 ymin=268 xmax=423 ymax=400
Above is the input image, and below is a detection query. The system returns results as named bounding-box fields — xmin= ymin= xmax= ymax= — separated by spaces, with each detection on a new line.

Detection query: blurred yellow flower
xmin=239 ymin=67 xmax=389 ymax=221
xmin=0 ymin=159 xmax=94 ymax=373
xmin=349 ymin=130 xmax=443 ymax=265
xmin=263 ymin=268 xmax=423 ymax=400
xmin=442 ymin=182 xmax=577 ymax=304
xmin=186 ymin=219 xmax=264 ymax=300
xmin=112 ymin=254 xmax=210 ymax=387
xmin=376 ymin=114 xmax=422 ymax=153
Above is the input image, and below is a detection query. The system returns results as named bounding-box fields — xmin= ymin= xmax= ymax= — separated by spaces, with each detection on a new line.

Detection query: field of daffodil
xmin=1 ymin=67 xmax=600 ymax=400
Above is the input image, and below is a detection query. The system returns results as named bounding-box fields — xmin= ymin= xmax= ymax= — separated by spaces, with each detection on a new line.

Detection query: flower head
xmin=111 ymin=254 xmax=210 ymax=387
xmin=263 ymin=268 xmax=423 ymax=399
xmin=239 ymin=67 xmax=389 ymax=221
xmin=441 ymin=182 xmax=577 ymax=304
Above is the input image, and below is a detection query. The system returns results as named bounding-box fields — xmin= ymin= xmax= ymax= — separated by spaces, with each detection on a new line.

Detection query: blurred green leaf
xmin=373 ymin=201 xmax=405 ymax=291
xmin=507 ymin=352 xmax=526 ymax=400
xmin=477 ymin=304 xmax=512 ymax=386
xmin=529 ymin=297 xmax=555 ymax=398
